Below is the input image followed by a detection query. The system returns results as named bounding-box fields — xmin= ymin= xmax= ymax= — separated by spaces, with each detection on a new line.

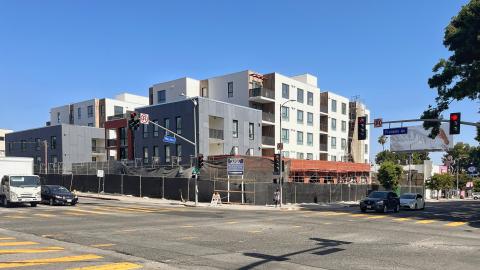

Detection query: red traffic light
xmin=450 ymin=113 xmax=459 ymax=121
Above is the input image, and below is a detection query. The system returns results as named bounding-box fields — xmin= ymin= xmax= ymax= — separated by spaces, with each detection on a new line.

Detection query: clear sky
xmin=0 ymin=0 xmax=477 ymax=163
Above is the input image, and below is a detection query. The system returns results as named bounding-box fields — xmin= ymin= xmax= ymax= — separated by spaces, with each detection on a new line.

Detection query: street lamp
xmin=279 ymin=99 xmax=296 ymax=207
xmin=180 ymin=93 xmax=199 ymax=206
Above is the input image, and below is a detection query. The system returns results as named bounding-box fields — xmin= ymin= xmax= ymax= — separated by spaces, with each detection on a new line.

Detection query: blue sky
xmin=0 ymin=0 xmax=477 ymax=163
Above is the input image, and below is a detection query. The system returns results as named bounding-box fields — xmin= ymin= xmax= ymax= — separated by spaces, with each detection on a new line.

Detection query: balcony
xmin=262 ymin=136 xmax=275 ymax=146
xmin=320 ymin=123 xmax=328 ymax=133
xmin=320 ymin=144 xmax=328 ymax=152
xmin=91 ymin=147 xmax=106 ymax=154
xmin=106 ymin=139 xmax=118 ymax=148
xmin=262 ymin=111 xmax=275 ymax=124
xmin=107 ymin=113 xmax=129 ymax=121
xmin=209 ymin=129 xmax=224 ymax=140
xmin=249 ymin=87 xmax=275 ymax=103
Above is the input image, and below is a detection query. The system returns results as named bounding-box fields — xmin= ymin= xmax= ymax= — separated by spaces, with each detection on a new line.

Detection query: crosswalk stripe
xmin=93 ymin=206 xmax=155 ymax=213
xmin=366 ymin=216 xmax=386 ymax=219
xmin=0 ymin=237 xmax=16 ymax=240
xmin=0 ymin=247 xmax=64 ymax=254
xmin=0 ymin=242 xmax=38 ymax=247
xmin=445 ymin=222 xmax=466 ymax=227
xmin=65 ymin=208 xmax=113 ymax=215
xmin=67 ymin=262 xmax=143 ymax=270
xmin=0 ymin=254 xmax=102 ymax=269
xmin=393 ymin=218 xmax=411 ymax=222
xmin=416 ymin=220 xmax=435 ymax=224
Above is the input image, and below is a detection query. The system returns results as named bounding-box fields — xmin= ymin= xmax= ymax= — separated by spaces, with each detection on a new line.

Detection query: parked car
xmin=400 ymin=193 xmax=425 ymax=210
xmin=41 ymin=185 xmax=78 ymax=206
xmin=360 ymin=191 xmax=400 ymax=213
xmin=473 ymin=192 xmax=480 ymax=200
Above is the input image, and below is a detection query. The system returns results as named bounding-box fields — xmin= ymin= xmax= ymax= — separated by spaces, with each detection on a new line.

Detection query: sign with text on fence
xmin=227 ymin=158 xmax=244 ymax=176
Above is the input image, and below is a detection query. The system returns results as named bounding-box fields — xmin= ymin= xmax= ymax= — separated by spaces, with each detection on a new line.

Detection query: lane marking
xmin=65 ymin=208 xmax=113 ymax=215
xmin=0 ymin=254 xmax=102 ymax=269
xmin=3 ymin=215 xmax=28 ymax=219
xmin=68 ymin=262 xmax=143 ymax=270
xmin=0 ymin=241 xmax=39 ymax=247
xmin=225 ymin=221 xmax=238 ymax=224
xmin=0 ymin=237 xmax=16 ymax=240
xmin=445 ymin=222 xmax=466 ymax=227
xmin=91 ymin=243 xmax=116 ymax=247
xmin=325 ymin=212 xmax=349 ymax=216
xmin=416 ymin=220 xmax=436 ymax=224
xmin=248 ymin=230 xmax=262 ymax=233
xmin=181 ymin=225 xmax=194 ymax=228
xmin=34 ymin=213 xmax=56 ymax=218
xmin=93 ymin=206 xmax=155 ymax=213
xmin=0 ymin=247 xmax=64 ymax=254
xmin=119 ymin=229 xmax=137 ymax=232
xmin=292 ymin=225 xmax=302 ymax=228
xmin=350 ymin=214 xmax=368 ymax=217
xmin=64 ymin=212 xmax=87 ymax=216
xmin=179 ymin=236 xmax=197 ymax=240
xmin=366 ymin=216 xmax=387 ymax=219
xmin=393 ymin=218 xmax=411 ymax=222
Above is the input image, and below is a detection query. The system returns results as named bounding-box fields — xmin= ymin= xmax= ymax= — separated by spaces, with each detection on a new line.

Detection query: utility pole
xmin=43 ymin=140 xmax=48 ymax=174
xmin=279 ymin=99 xmax=295 ymax=207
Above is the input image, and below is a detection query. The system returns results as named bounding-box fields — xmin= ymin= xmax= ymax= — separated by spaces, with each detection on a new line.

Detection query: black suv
xmin=360 ymin=191 xmax=400 ymax=213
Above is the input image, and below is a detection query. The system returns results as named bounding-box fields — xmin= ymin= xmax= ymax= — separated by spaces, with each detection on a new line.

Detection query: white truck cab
xmin=0 ymin=175 xmax=41 ymax=207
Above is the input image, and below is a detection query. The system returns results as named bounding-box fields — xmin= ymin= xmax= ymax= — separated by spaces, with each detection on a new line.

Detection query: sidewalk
xmin=76 ymin=192 xmax=359 ymax=211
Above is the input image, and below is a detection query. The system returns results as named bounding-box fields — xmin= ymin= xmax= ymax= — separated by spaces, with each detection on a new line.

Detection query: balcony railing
xmin=320 ymin=123 xmax=328 ymax=132
xmin=262 ymin=112 xmax=275 ymax=122
xmin=91 ymin=147 xmax=106 ymax=154
xmin=249 ymin=87 xmax=275 ymax=99
xmin=107 ymin=113 xmax=129 ymax=121
xmin=106 ymin=139 xmax=117 ymax=147
xmin=320 ymin=144 xmax=328 ymax=152
xmin=209 ymin=129 xmax=224 ymax=140
xmin=320 ymin=105 xmax=328 ymax=114
xmin=262 ymin=136 xmax=275 ymax=146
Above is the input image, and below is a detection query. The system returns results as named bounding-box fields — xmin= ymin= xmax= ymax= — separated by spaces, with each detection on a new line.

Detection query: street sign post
xmin=227 ymin=158 xmax=244 ymax=176
xmin=163 ymin=136 xmax=176 ymax=144
xmin=383 ymin=127 xmax=408 ymax=135
xmin=374 ymin=118 xmax=383 ymax=128
xmin=140 ymin=113 xmax=149 ymax=124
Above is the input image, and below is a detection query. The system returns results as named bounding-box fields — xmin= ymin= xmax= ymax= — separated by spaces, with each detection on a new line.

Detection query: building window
xmin=231 ymin=146 xmax=239 ymax=155
xmin=35 ymin=138 xmax=41 ymax=151
xmin=143 ymin=123 xmax=148 ymax=138
xmin=164 ymin=118 xmax=170 ymax=136
xmin=331 ymin=137 xmax=337 ymax=149
xmin=87 ymin=123 xmax=93 ymax=127
xmin=281 ymin=128 xmax=289 ymax=144
xmin=114 ymin=106 xmax=123 ymax=116
xmin=341 ymin=120 xmax=347 ymax=132
xmin=227 ymin=82 xmax=233 ymax=98
xmin=365 ymin=144 xmax=368 ymax=154
xmin=157 ymin=90 xmax=166 ymax=103
xmin=331 ymin=155 xmax=337 ymax=162
xmin=282 ymin=151 xmax=289 ymax=158
xmin=307 ymin=92 xmax=313 ymax=106
xmin=249 ymin=122 xmax=254 ymax=140
xmin=176 ymin=117 xmax=182 ymax=135
xmin=342 ymin=103 xmax=347 ymax=115
xmin=232 ymin=120 xmax=238 ymax=138
xmin=21 ymin=140 xmax=26 ymax=152
xmin=297 ymin=88 xmax=304 ymax=103
xmin=307 ymin=133 xmax=313 ymax=146
xmin=297 ymin=131 xmax=304 ymax=145
xmin=35 ymin=156 xmax=42 ymax=164
xmin=153 ymin=120 xmax=159 ymax=137
xmin=331 ymin=118 xmax=337 ymax=131
xmin=281 ymin=107 xmax=289 ymax=121
xmin=50 ymin=155 xmax=58 ymax=163
xmin=176 ymin=144 xmax=182 ymax=159
xmin=165 ymin=145 xmax=171 ymax=163
xmin=307 ymin=112 xmax=313 ymax=126
xmin=153 ymin=146 xmax=159 ymax=157
xmin=297 ymin=110 xmax=304 ymax=124
xmin=143 ymin=147 xmax=149 ymax=164
xmin=282 ymin=83 xmax=289 ymax=99
xmin=77 ymin=107 xmax=81 ymax=119
xmin=297 ymin=152 xmax=304 ymax=160
xmin=50 ymin=136 xmax=56 ymax=150
xmin=201 ymin=87 xmax=208 ymax=97
xmin=331 ymin=99 xmax=337 ymax=112
xmin=87 ymin=105 xmax=94 ymax=118
xmin=307 ymin=153 xmax=313 ymax=160
xmin=100 ymin=105 xmax=105 ymax=116
xmin=341 ymin=138 xmax=346 ymax=150
xmin=57 ymin=112 xmax=60 ymax=123
xmin=0 ymin=136 xmax=3 ymax=141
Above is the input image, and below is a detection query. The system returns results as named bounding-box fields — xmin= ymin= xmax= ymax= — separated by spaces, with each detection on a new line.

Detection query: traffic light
xmin=449 ymin=112 xmax=461 ymax=135
xmin=273 ymin=154 xmax=280 ymax=174
xmin=198 ymin=154 xmax=204 ymax=169
xmin=357 ymin=116 xmax=367 ymax=140
xmin=128 ymin=112 xmax=141 ymax=130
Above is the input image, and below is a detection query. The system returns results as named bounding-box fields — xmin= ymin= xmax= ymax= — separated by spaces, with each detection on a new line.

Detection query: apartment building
xmin=0 ymin=129 xmax=13 ymax=157
xmin=50 ymin=93 xmax=149 ymax=128
xmin=6 ymin=124 xmax=106 ymax=172
xmin=148 ymin=70 xmax=370 ymax=162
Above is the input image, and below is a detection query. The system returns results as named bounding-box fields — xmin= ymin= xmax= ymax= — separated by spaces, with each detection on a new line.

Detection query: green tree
xmin=443 ymin=142 xmax=479 ymax=171
xmin=427 ymin=174 xmax=454 ymax=199
xmin=377 ymin=161 xmax=403 ymax=190
xmin=421 ymin=0 xmax=480 ymax=140
xmin=378 ymin=135 xmax=388 ymax=151
xmin=375 ymin=150 xmax=430 ymax=165
xmin=473 ymin=179 xmax=480 ymax=192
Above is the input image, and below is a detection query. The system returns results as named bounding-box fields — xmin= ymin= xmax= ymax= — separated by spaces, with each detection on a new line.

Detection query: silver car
xmin=400 ymin=193 xmax=425 ymax=210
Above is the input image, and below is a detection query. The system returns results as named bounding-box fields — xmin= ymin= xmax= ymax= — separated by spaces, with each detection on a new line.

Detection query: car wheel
xmin=2 ymin=197 xmax=9 ymax=208
xmin=394 ymin=204 xmax=399 ymax=213
xmin=30 ymin=202 xmax=37 ymax=207
xmin=383 ymin=205 xmax=388 ymax=213
xmin=414 ymin=203 xmax=418 ymax=210
xmin=474 ymin=197 xmax=478 ymax=200
xmin=49 ymin=198 xmax=55 ymax=206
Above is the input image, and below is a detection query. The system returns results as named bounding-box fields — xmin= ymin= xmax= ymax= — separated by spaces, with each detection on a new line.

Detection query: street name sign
xmin=163 ymin=136 xmax=176 ymax=144
xmin=383 ymin=127 xmax=408 ymax=136
xmin=227 ymin=158 xmax=244 ymax=176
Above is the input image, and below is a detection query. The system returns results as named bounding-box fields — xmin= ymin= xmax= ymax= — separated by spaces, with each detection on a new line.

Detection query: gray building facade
xmin=134 ymin=97 xmax=262 ymax=165
xmin=6 ymin=124 xmax=106 ymax=172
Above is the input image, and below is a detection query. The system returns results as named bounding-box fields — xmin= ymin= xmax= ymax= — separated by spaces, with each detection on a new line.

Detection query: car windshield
xmin=400 ymin=194 xmax=416 ymax=199
xmin=50 ymin=186 xmax=70 ymax=193
xmin=10 ymin=176 xmax=40 ymax=187
xmin=368 ymin=192 xmax=388 ymax=199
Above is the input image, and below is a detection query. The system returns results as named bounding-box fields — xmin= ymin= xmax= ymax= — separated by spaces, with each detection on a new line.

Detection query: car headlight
xmin=376 ymin=201 xmax=384 ymax=205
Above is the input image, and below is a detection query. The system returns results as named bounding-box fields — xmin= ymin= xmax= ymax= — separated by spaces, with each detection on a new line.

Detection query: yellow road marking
xmin=0 ymin=254 xmax=102 ymax=269
xmin=0 ymin=247 xmax=64 ymax=254
xmin=91 ymin=243 xmax=116 ymax=247
xmin=292 ymin=225 xmax=301 ymax=228
xmin=181 ymin=225 xmax=194 ymax=228
xmin=0 ymin=241 xmax=38 ymax=247
xmin=65 ymin=208 xmax=112 ymax=215
xmin=416 ymin=220 xmax=436 ymax=224
xmin=225 ymin=221 xmax=238 ymax=224
xmin=248 ymin=230 xmax=262 ymax=233
xmin=0 ymin=237 xmax=16 ymax=240
xmin=350 ymin=214 xmax=368 ymax=217
xmin=179 ymin=236 xmax=197 ymax=240
xmin=64 ymin=212 xmax=87 ymax=216
xmin=393 ymin=218 xmax=411 ymax=222
xmin=4 ymin=215 xmax=28 ymax=219
xmin=325 ymin=212 xmax=349 ymax=216
xmin=366 ymin=216 xmax=386 ymax=219
xmin=120 ymin=229 xmax=137 ymax=232
xmin=93 ymin=206 xmax=155 ymax=213
xmin=34 ymin=213 xmax=56 ymax=218
xmin=68 ymin=262 xmax=143 ymax=270
xmin=322 ymin=222 xmax=332 ymax=225
xmin=445 ymin=222 xmax=466 ymax=227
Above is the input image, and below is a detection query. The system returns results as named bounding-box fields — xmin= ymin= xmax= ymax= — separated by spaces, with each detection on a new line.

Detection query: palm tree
xmin=378 ymin=135 xmax=388 ymax=151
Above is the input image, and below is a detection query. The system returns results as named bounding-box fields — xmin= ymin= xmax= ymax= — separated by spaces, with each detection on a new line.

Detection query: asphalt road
xmin=0 ymin=198 xmax=479 ymax=270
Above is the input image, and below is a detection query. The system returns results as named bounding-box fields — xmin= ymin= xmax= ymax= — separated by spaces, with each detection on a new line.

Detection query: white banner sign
xmin=390 ymin=124 xmax=453 ymax=152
